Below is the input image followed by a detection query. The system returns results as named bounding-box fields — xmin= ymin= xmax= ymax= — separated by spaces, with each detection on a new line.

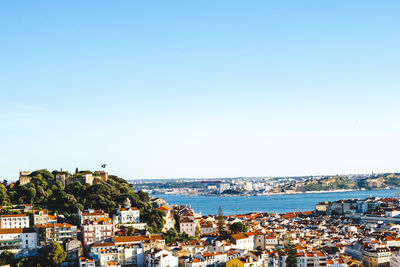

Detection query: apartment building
xmin=296 ymin=251 xmax=327 ymax=267
xmin=33 ymin=209 xmax=57 ymax=225
xmin=117 ymin=198 xmax=140 ymax=224
xmin=35 ymin=223 xmax=78 ymax=246
xmin=0 ymin=228 xmax=37 ymax=250
xmin=81 ymin=217 xmax=114 ymax=245
xmin=90 ymin=241 xmax=145 ymax=267
xmin=180 ymin=218 xmax=196 ymax=237
xmin=1 ymin=214 xmax=30 ymax=229
xmin=78 ymin=209 xmax=109 ymax=226
xmin=146 ymin=248 xmax=178 ymax=267
xmin=362 ymin=246 xmax=391 ymax=267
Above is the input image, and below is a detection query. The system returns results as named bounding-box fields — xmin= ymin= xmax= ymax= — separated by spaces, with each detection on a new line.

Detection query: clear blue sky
xmin=1 ymin=1 xmax=399 ymax=180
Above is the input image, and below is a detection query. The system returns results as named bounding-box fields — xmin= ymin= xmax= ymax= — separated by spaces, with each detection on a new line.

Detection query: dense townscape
xmin=0 ymin=170 xmax=400 ymax=267
xmin=133 ymin=173 xmax=400 ymax=196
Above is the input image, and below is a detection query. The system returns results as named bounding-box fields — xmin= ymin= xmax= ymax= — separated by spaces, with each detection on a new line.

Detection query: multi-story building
xmin=231 ymin=233 xmax=254 ymax=251
xmin=265 ymin=234 xmax=279 ymax=248
xmin=180 ymin=218 xmax=196 ymax=237
xmin=0 ymin=228 xmax=37 ymax=250
xmin=198 ymin=251 xmax=228 ymax=267
xmin=200 ymin=222 xmax=215 ymax=235
xmin=81 ymin=217 xmax=114 ymax=246
xmin=65 ymin=238 xmax=83 ymax=264
xmin=90 ymin=241 xmax=145 ymax=267
xmin=326 ymin=258 xmax=347 ymax=267
xmin=1 ymin=214 xmax=30 ymax=229
xmin=33 ymin=209 xmax=56 ymax=225
xmin=79 ymin=257 xmax=96 ymax=267
xmin=185 ymin=258 xmax=207 ymax=267
xmin=35 ymin=223 xmax=77 ymax=246
xmin=98 ymin=248 xmax=119 ymax=267
xmin=146 ymin=248 xmax=178 ymax=267
xmin=226 ymin=255 xmax=260 ymax=267
xmin=390 ymin=254 xmax=400 ymax=267
xmin=157 ymin=205 xmax=174 ymax=231
xmin=296 ymin=251 xmax=327 ymax=267
xmin=33 ymin=209 xmax=48 ymax=225
xmin=117 ymin=198 xmax=140 ymax=224
xmin=265 ymin=251 xmax=287 ymax=267
xmin=362 ymin=246 xmax=391 ymax=267
xmin=78 ymin=209 xmax=109 ymax=226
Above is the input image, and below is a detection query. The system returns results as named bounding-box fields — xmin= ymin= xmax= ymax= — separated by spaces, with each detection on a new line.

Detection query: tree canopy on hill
xmin=6 ymin=169 xmax=165 ymax=232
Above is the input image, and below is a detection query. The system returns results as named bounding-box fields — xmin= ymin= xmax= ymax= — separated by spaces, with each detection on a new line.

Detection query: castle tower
xmin=124 ymin=198 xmax=131 ymax=209
xmin=55 ymin=173 xmax=67 ymax=187
xmin=19 ymin=171 xmax=31 ymax=186
xmin=93 ymin=171 xmax=108 ymax=182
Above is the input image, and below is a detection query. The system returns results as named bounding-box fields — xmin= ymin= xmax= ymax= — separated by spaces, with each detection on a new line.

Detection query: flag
xmin=101 ymin=164 xmax=107 ymax=168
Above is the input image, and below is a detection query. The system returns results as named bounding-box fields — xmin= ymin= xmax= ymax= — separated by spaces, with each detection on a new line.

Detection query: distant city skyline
xmin=1 ymin=1 xmax=400 ymax=180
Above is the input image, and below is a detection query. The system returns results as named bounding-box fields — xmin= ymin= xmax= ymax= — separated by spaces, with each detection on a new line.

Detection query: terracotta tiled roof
xmin=231 ymin=233 xmax=248 ymax=240
xmin=1 ymin=214 xmax=28 ymax=217
xmin=92 ymin=242 xmax=115 ymax=247
xmin=114 ymin=236 xmax=148 ymax=243
xmin=0 ymin=228 xmax=34 ymax=234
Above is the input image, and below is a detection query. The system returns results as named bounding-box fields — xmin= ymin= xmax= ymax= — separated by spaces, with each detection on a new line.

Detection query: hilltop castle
xmin=18 ymin=170 xmax=108 ymax=187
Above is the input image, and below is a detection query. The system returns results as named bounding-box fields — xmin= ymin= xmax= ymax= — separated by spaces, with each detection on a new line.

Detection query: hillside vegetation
xmin=2 ymin=169 xmax=165 ymax=232
xmin=299 ymin=176 xmax=358 ymax=191
xmin=360 ymin=173 xmax=400 ymax=189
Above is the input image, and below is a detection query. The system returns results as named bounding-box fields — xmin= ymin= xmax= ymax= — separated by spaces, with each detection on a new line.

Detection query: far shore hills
xmin=139 ymin=173 xmax=400 ymax=197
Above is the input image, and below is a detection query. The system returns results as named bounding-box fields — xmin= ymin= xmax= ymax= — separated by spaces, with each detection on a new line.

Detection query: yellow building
xmin=226 ymin=255 xmax=259 ymax=267
xmin=362 ymin=246 xmax=391 ymax=267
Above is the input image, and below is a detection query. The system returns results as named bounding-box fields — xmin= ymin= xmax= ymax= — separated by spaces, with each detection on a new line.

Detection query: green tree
xmin=217 ymin=206 xmax=225 ymax=232
xmin=229 ymin=222 xmax=248 ymax=232
xmin=25 ymin=185 xmax=37 ymax=204
xmin=45 ymin=241 xmax=67 ymax=266
xmin=31 ymin=174 xmax=48 ymax=188
xmin=0 ymin=250 xmax=15 ymax=265
xmin=138 ymin=190 xmax=150 ymax=202
xmin=164 ymin=228 xmax=180 ymax=244
xmin=284 ymin=240 xmax=297 ymax=267
xmin=0 ymin=185 xmax=9 ymax=205
xmin=30 ymin=169 xmax=54 ymax=181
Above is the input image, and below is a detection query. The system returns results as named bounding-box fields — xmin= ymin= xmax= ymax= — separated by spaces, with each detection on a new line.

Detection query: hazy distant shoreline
xmin=151 ymin=188 xmax=395 ymax=197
